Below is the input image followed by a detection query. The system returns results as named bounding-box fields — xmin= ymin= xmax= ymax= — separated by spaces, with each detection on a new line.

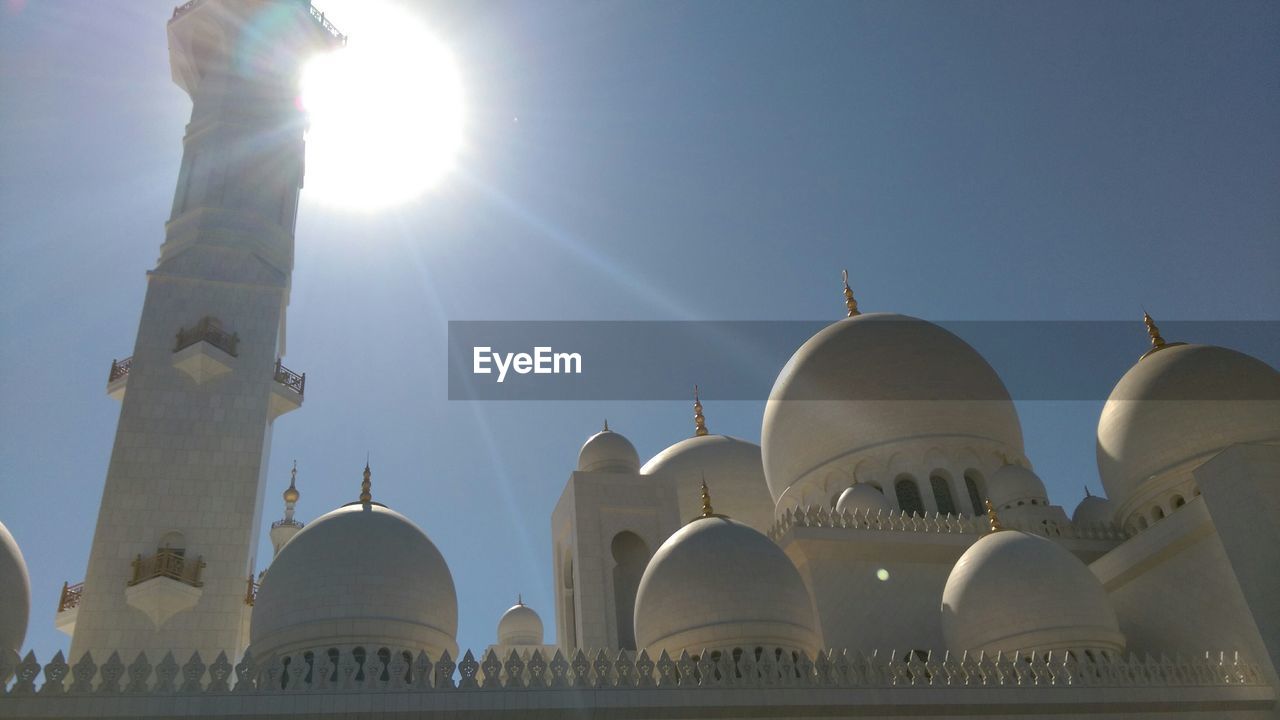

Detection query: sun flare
xmin=300 ymin=2 xmax=464 ymax=210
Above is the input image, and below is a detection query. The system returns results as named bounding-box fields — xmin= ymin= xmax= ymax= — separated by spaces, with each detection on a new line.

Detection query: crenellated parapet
xmin=0 ymin=645 xmax=1267 ymax=697
xmin=769 ymin=505 xmax=1128 ymax=543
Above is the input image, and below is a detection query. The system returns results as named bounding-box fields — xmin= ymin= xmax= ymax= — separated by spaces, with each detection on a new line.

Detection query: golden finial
xmin=1084 ymin=485 xmax=1092 ymax=498
xmin=282 ymin=460 xmax=300 ymax=503
xmin=699 ymin=479 xmax=715 ymax=518
xmin=842 ymin=269 xmax=860 ymax=317
xmin=1139 ymin=310 xmax=1185 ymax=360
xmin=984 ymin=499 xmax=1003 ymax=533
xmin=603 ymin=418 xmax=609 ymax=432
xmin=693 ymin=385 xmax=708 ymax=437
xmin=517 ymin=593 xmax=524 ymax=606
xmin=359 ymin=462 xmax=372 ymax=505
xmin=1144 ymin=310 xmax=1166 ymax=349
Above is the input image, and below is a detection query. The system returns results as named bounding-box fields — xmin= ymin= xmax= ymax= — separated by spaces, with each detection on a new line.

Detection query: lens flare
xmin=300 ymin=1 xmax=464 ymax=210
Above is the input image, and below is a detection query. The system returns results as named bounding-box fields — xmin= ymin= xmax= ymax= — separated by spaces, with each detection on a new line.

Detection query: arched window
xmin=963 ymin=471 xmax=984 ymax=516
xmin=1151 ymin=506 xmax=1165 ymax=521
xmin=1171 ymin=494 xmax=1185 ymax=509
xmin=561 ymin=553 xmax=577 ymax=649
xmin=930 ymin=473 xmax=957 ymax=516
xmin=895 ymin=476 xmax=925 ymax=516
xmin=611 ymin=531 xmax=649 ymax=651
xmin=1137 ymin=516 xmax=1149 ymax=530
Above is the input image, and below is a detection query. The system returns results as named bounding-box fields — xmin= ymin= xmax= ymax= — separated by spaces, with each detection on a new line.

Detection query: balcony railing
xmin=58 ymin=582 xmax=84 ymax=612
xmin=273 ymin=359 xmax=305 ymax=396
xmin=175 ymin=316 xmax=238 ymax=357
xmin=309 ymin=5 xmax=347 ymax=45
xmin=171 ymin=0 xmax=200 ymax=20
xmin=128 ymin=550 xmax=205 ymax=588
xmin=108 ymin=357 xmax=132 ymax=383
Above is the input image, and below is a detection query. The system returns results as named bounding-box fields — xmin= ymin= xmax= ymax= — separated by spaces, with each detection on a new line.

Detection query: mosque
xmin=2 ymin=1 xmax=1279 ymax=718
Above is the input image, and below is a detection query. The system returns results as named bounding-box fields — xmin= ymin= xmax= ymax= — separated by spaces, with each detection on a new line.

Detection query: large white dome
xmin=1097 ymin=344 xmax=1280 ymax=523
xmin=641 ymin=435 xmax=775 ymax=532
xmin=497 ymin=601 xmax=544 ymax=646
xmin=577 ymin=426 xmax=640 ymax=473
xmin=250 ymin=502 xmax=458 ymax=658
xmin=633 ymin=515 xmax=820 ymax=656
xmin=0 ymin=521 xmax=29 ymax=658
xmin=941 ymin=530 xmax=1124 ymax=653
xmin=762 ymin=313 xmax=1023 ymax=503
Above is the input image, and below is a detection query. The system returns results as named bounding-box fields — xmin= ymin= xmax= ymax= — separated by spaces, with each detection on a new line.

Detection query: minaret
xmin=69 ymin=2 xmax=343 ymax=663
xmin=269 ymin=462 xmax=304 ymax=557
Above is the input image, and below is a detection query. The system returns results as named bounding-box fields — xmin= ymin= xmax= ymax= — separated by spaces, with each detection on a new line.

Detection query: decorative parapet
xmin=769 ymin=506 xmax=1128 ymax=543
xmin=175 ymin=316 xmax=238 ymax=357
xmin=57 ymin=582 xmax=83 ymax=613
xmin=128 ymin=551 xmax=204 ymax=588
xmin=0 ymin=646 xmax=1265 ymax=697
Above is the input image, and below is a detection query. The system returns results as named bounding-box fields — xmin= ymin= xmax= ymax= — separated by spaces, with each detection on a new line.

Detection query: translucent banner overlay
xmin=447 ymin=320 xmax=1280 ymax=401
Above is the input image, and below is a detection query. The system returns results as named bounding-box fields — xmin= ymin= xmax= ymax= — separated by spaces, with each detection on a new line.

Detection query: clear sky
xmin=1 ymin=0 xmax=1278 ymax=661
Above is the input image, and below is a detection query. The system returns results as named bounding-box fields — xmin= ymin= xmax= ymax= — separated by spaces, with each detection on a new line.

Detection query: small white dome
xmin=1097 ymin=344 xmax=1280 ymax=522
xmin=497 ymin=601 xmax=544 ymax=646
xmin=835 ymin=483 xmax=893 ymax=515
xmin=0 ymin=521 xmax=30 ymax=657
xmin=762 ymin=313 xmax=1023 ymax=503
xmin=942 ymin=530 xmax=1124 ymax=653
xmin=641 ymin=435 xmax=775 ymax=532
xmin=578 ymin=426 xmax=641 ymax=473
xmin=250 ymin=502 xmax=458 ymax=658
xmin=633 ymin=515 xmax=820 ymax=656
xmin=987 ymin=464 xmax=1048 ymax=510
xmin=1072 ymin=494 xmax=1115 ymax=526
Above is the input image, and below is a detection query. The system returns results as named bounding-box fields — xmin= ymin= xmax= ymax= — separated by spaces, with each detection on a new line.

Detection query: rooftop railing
xmin=128 ymin=550 xmax=205 ymax=588
xmin=172 ymin=1 xmax=346 ymax=45
xmin=175 ymin=316 xmax=238 ymax=357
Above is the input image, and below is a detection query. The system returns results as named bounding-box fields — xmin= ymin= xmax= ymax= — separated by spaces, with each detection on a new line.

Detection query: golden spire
xmin=842 ymin=269 xmax=860 ymax=317
xmin=359 ymin=462 xmax=372 ymax=505
xmin=282 ymin=460 xmax=299 ymax=504
xmin=984 ymin=499 xmax=1003 ymax=533
xmin=1144 ymin=310 xmax=1166 ymax=349
xmin=1139 ymin=310 xmax=1185 ymax=360
xmin=603 ymin=418 xmax=609 ymax=432
xmin=699 ymin=479 xmax=715 ymax=518
xmin=517 ymin=593 xmax=524 ymax=606
xmin=693 ymin=385 xmax=709 ymax=437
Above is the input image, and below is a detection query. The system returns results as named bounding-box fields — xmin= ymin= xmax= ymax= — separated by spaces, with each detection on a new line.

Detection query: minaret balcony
xmin=106 ymin=357 xmax=131 ymax=401
xmin=172 ymin=316 xmax=238 ymax=384
xmin=54 ymin=581 xmax=83 ymax=637
xmin=124 ymin=551 xmax=205 ymax=629
xmin=269 ymin=359 xmax=306 ymax=420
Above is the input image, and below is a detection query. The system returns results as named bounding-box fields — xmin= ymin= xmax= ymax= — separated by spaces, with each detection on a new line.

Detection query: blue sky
xmin=1 ymin=0 xmax=1277 ymax=660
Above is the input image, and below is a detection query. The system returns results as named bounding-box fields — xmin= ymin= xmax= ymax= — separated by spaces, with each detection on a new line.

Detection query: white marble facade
xmin=3 ymin=1 xmax=1280 ymax=718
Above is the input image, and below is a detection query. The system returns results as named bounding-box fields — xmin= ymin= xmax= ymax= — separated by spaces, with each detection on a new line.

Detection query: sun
xmin=299 ymin=1 xmax=464 ymax=210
